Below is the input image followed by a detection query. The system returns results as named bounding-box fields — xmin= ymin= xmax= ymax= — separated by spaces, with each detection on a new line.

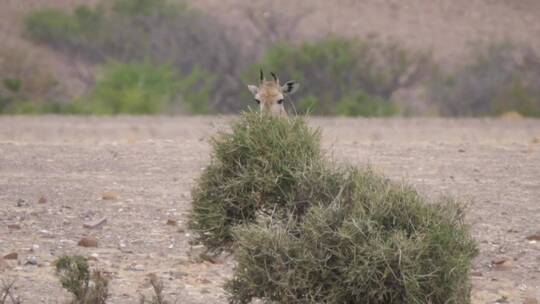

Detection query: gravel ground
xmin=1 ymin=116 xmax=539 ymax=303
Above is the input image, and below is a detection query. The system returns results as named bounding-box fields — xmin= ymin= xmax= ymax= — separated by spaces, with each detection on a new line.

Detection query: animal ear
xmin=247 ymin=85 xmax=259 ymax=95
xmin=282 ymin=81 xmax=299 ymax=95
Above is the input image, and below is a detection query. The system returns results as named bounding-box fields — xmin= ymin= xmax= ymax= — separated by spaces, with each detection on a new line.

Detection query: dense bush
xmin=24 ymin=0 xmax=244 ymax=112
xmin=246 ymin=37 xmax=433 ymax=116
xmin=189 ymin=111 xmax=323 ymax=250
xmin=75 ymin=61 xmax=212 ymax=114
xmin=226 ymin=168 xmax=478 ymax=303
xmin=429 ymin=42 xmax=540 ymax=117
xmin=0 ymin=47 xmax=63 ymax=114
xmin=335 ymin=90 xmax=398 ymax=117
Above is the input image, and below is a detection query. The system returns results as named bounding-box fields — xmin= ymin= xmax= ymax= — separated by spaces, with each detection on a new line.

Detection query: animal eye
xmin=254 ymin=99 xmax=260 ymax=104
xmin=277 ymin=99 xmax=284 ymax=104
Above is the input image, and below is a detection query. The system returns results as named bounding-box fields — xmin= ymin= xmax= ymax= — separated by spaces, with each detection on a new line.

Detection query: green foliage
xmin=226 ymin=168 xmax=478 ymax=304
xmin=494 ymin=79 xmax=540 ymax=117
xmin=429 ymin=42 xmax=540 ymax=117
xmin=78 ymin=62 xmax=212 ymax=114
xmin=336 ymin=90 xmax=398 ymax=117
xmin=189 ymin=111 xmax=322 ymax=250
xmin=23 ymin=0 xmax=242 ymax=112
xmin=55 ymin=255 xmax=109 ymax=304
xmin=190 ymin=112 xmax=478 ymax=302
xmin=24 ymin=8 xmax=81 ymax=45
xmin=247 ymin=36 xmax=432 ymax=116
xmin=3 ymin=78 xmax=22 ymax=93
xmin=0 ymin=47 xmax=62 ymax=114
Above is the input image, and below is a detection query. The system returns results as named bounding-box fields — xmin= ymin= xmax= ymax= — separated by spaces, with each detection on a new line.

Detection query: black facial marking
xmin=277 ymin=99 xmax=284 ymax=104
xmin=255 ymin=99 xmax=260 ymax=104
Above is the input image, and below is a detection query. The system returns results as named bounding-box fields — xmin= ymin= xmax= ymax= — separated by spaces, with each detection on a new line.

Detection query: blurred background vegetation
xmin=1 ymin=0 xmax=539 ymax=116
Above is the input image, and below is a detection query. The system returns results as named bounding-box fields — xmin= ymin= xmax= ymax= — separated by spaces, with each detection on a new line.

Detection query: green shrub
xmin=189 ymin=111 xmax=323 ymax=250
xmin=24 ymin=0 xmax=244 ymax=112
xmin=24 ymin=8 xmax=81 ymax=46
xmin=226 ymin=168 xmax=478 ymax=304
xmin=336 ymin=90 xmax=398 ymax=117
xmin=55 ymin=255 xmax=109 ymax=304
xmin=429 ymin=42 xmax=540 ymax=117
xmin=77 ymin=61 xmax=212 ymax=114
xmin=246 ymin=37 xmax=432 ymax=115
xmin=0 ymin=47 xmax=62 ymax=114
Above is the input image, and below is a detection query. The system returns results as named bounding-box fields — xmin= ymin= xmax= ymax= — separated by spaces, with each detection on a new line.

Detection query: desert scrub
xmin=189 ymin=111 xmax=324 ymax=250
xmin=55 ymin=255 xmax=109 ymax=304
xmin=226 ymin=167 xmax=478 ymax=304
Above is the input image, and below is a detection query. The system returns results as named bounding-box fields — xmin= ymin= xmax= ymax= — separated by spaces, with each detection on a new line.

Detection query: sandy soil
xmin=1 ymin=116 xmax=539 ymax=304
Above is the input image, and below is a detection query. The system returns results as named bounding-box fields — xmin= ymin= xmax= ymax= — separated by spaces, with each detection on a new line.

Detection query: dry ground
xmin=1 ymin=116 xmax=539 ymax=303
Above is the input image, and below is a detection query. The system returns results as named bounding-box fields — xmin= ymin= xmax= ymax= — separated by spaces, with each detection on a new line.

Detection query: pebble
xmin=102 ymin=191 xmax=119 ymax=200
xmin=3 ymin=252 xmax=18 ymax=260
xmin=7 ymin=224 xmax=21 ymax=230
xmin=78 ymin=236 xmax=98 ymax=247
xmin=26 ymin=256 xmax=38 ymax=265
xmin=83 ymin=217 xmax=107 ymax=229
xmin=127 ymin=264 xmax=145 ymax=271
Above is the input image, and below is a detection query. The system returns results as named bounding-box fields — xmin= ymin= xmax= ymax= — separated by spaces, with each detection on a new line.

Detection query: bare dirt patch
xmin=1 ymin=116 xmax=539 ymax=303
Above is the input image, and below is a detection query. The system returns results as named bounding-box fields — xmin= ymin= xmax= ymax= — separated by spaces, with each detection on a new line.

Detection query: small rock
xmin=31 ymin=244 xmax=39 ymax=252
xmin=471 ymin=271 xmax=483 ymax=277
xmin=83 ymin=217 xmax=107 ymax=229
xmin=170 ymin=271 xmax=187 ymax=279
xmin=166 ymin=219 xmax=177 ymax=226
xmin=102 ymin=191 xmax=119 ymax=200
xmin=16 ymin=199 xmax=25 ymax=207
xmin=26 ymin=256 xmax=38 ymax=265
xmin=458 ymin=148 xmax=466 ymax=153
xmin=39 ymin=229 xmax=55 ymax=238
xmin=78 ymin=237 xmax=98 ymax=247
xmin=524 ymin=297 xmax=539 ymax=304
xmin=526 ymin=232 xmax=540 ymax=241
xmin=38 ymin=196 xmax=47 ymax=204
xmin=3 ymin=252 xmax=17 ymax=260
xmin=7 ymin=224 xmax=21 ymax=230
xmin=491 ymin=258 xmax=512 ymax=270
xmin=127 ymin=264 xmax=145 ymax=271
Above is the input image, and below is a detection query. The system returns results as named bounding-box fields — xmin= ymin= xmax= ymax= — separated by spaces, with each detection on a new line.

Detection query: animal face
xmin=247 ymin=70 xmax=299 ymax=116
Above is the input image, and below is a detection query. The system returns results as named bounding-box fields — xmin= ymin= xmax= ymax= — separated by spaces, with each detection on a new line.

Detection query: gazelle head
xmin=247 ymin=70 xmax=299 ymax=116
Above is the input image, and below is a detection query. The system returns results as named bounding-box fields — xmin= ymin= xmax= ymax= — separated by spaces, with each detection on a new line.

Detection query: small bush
xmin=226 ymin=168 xmax=478 ymax=304
xmin=336 ymin=90 xmax=398 ymax=117
xmin=55 ymin=255 xmax=109 ymax=304
xmin=429 ymin=42 xmax=540 ymax=117
xmin=247 ymin=36 xmax=432 ymax=116
xmin=189 ymin=111 xmax=323 ymax=250
xmin=77 ymin=61 xmax=212 ymax=114
xmin=0 ymin=47 xmax=63 ymax=114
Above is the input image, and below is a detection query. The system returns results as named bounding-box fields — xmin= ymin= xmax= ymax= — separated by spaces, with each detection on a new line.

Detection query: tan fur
xmin=258 ymin=81 xmax=286 ymax=116
xmin=247 ymin=72 xmax=298 ymax=117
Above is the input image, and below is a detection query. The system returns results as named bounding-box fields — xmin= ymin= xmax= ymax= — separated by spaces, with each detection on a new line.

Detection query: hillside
xmin=2 ymin=0 xmax=540 ymax=110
